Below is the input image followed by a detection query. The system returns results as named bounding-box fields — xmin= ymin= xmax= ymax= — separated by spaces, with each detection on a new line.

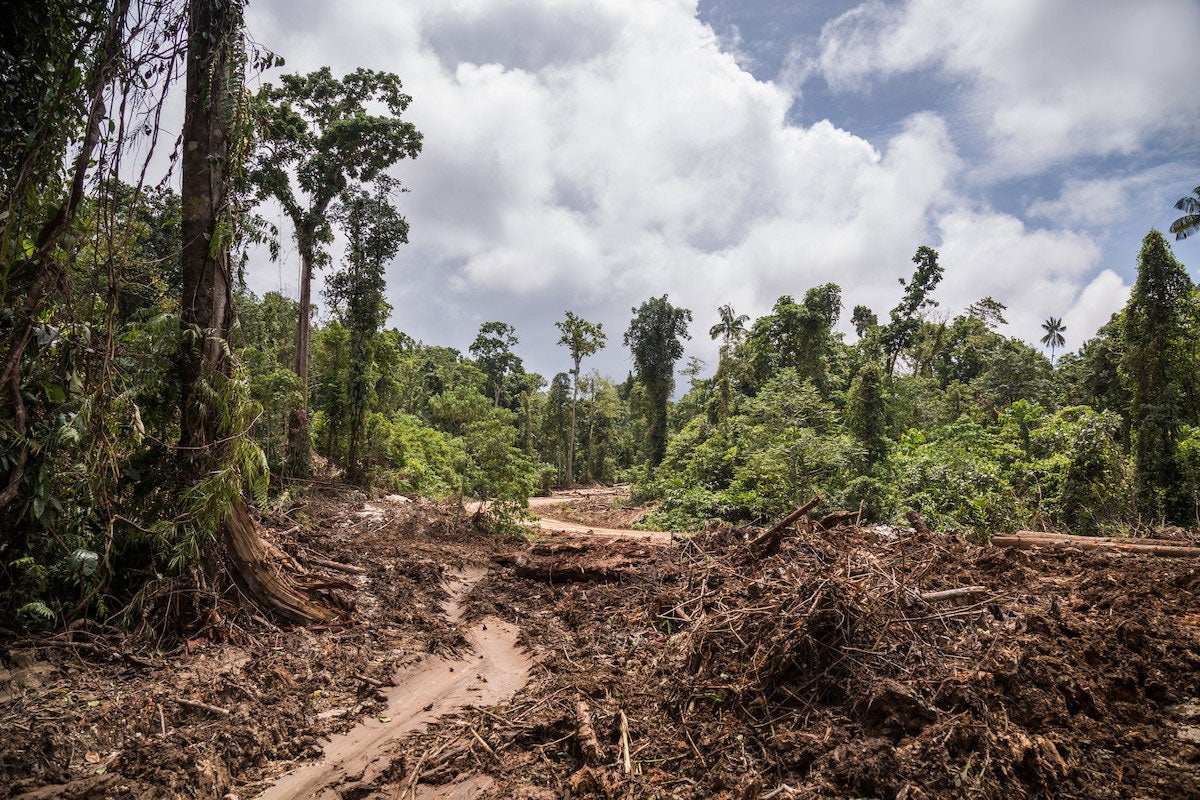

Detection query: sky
xmin=239 ymin=0 xmax=1200 ymax=382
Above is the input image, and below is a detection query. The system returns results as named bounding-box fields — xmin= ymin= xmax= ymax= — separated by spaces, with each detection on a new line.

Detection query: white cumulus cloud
xmin=243 ymin=0 xmax=1121 ymax=376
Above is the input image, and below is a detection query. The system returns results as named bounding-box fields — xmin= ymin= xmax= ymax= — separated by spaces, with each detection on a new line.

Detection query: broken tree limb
xmin=300 ymin=553 xmax=368 ymax=575
xmin=750 ymin=496 xmax=822 ymax=554
xmin=919 ymin=586 xmax=986 ymax=603
xmin=173 ymin=697 xmax=231 ymax=717
xmin=992 ymin=532 xmax=1200 ymax=558
xmin=575 ymin=700 xmax=604 ymax=765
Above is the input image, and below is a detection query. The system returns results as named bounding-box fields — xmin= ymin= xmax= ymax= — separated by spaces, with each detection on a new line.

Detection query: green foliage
xmin=894 ymin=421 xmax=1014 ymax=539
xmin=625 ymin=295 xmax=692 ymax=466
xmin=1123 ymin=230 xmax=1193 ymax=520
xmin=1170 ymin=185 xmax=1200 ymax=241
xmin=881 ymin=245 xmax=943 ymax=376
xmin=747 ymin=286 xmax=842 ymax=391
xmin=642 ymin=370 xmax=859 ymax=530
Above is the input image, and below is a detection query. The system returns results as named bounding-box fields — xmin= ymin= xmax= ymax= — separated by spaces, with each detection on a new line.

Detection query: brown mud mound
xmin=0 ymin=491 xmax=524 ymax=800
xmin=394 ymin=523 xmax=1200 ymax=799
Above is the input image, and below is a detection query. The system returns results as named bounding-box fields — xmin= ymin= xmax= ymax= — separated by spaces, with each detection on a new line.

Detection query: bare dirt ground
xmin=3 ymin=489 xmax=1200 ymax=799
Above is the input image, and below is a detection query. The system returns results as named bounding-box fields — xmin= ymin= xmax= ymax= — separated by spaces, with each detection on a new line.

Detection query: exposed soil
xmin=528 ymin=486 xmax=650 ymax=532
xmin=4 ymin=491 xmax=1200 ymax=799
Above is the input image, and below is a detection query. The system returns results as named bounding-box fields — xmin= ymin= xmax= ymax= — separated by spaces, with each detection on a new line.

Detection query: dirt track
xmin=254 ymin=568 xmax=529 ymax=800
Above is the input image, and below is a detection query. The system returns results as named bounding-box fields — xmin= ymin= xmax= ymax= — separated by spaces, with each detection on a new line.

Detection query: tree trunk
xmin=566 ymin=360 xmax=580 ymax=486
xmin=285 ymin=240 xmax=314 ymax=477
xmin=181 ymin=0 xmax=334 ymax=624
xmin=647 ymin=380 xmax=669 ymax=467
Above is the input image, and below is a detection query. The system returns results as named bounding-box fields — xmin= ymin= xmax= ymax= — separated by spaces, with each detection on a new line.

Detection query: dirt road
xmin=527 ymin=488 xmax=676 ymax=544
xmin=254 ymin=568 xmax=530 ymax=800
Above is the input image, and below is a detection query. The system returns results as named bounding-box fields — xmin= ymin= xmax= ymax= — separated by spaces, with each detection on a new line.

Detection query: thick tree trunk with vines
xmin=181 ymin=0 xmax=334 ymax=624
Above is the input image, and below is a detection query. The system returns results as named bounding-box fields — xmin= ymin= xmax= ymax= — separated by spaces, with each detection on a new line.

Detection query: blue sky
xmin=243 ymin=0 xmax=1200 ymax=381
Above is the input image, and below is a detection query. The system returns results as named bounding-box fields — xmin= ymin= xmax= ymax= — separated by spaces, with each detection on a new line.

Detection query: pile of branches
xmin=670 ymin=515 xmax=969 ymax=719
xmin=650 ymin=505 xmax=1191 ymax=798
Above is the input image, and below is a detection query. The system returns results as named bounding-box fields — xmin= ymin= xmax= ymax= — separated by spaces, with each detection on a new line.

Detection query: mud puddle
xmin=254 ymin=567 xmax=529 ymax=800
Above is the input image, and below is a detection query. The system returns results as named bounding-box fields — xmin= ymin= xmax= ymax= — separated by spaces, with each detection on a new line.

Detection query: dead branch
xmin=750 ymin=496 xmax=821 ymax=555
xmin=172 ymin=697 xmax=230 ymax=717
xmin=919 ymin=586 xmax=986 ymax=603
xmin=301 ymin=553 xmax=368 ymax=575
xmin=575 ymin=699 xmax=605 ymax=765
xmin=905 ymin=510 xmax=932 ymax=535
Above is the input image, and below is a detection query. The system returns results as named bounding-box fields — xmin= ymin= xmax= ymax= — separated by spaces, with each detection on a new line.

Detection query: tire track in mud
xmin=254 ymin=567 xmax=529 ymax=800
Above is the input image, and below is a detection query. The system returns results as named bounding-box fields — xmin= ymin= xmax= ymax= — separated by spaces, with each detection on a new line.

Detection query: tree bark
xmin=181 ymin=0 xmax=335 ymax=624
xmin=285 ymin=238 xmax=314 ymax=477
xmin=566 ymin=359 xmax=580 ymax=486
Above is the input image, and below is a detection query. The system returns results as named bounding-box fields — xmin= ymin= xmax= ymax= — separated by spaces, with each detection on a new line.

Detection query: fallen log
xmin=992 ymin=532 xmax=1200 ymax=558
xmin=750 ymin=496 xmax=822 ymax=554
xmin=513 ymin=561 xmax=628 ymax=583
xmin=1011 ymin=530 xmax=1191 ymax=548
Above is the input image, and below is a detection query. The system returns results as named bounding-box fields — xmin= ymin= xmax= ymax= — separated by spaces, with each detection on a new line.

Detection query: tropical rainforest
xmin=6 ymin=3 xmax=1200 ymax=800
xmin=2 ymin=0 xmax=1200 ymax=630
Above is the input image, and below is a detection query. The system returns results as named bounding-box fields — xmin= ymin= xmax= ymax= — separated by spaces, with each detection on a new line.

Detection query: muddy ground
xmin=3 ymin=490 xmax=1200 ymax=799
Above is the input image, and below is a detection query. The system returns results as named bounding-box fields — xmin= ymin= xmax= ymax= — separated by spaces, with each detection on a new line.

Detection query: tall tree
xmin=846 ymin=361 xmax=888 ymax=468
xmin=966 ymin=296 xmax=1008 ymax=329
xmin=1170 ymin=185 xmax=1200 ymax=241
xmin=1122 ymin=230 xmax=1193 ymax=519
xmin=625 ymin=295 xmax=692 ymax=467
xmin=555 ymin=312 xmax=606 ymax=486
xmin=180 ymin=0 xmax=332 ymax=623
xmin=326 ymin=178 xmax=409 ymax=485
xmin=709 ymin=304 xmax=749 ymax=346
xmin=248 ymin=67 xmax=422 ymax=477
xmin=881 ymin=246 xmax=944 ymax=376
xmin=470 ymin=322 xmax=522 ymax=407
xmin=708 ymin=305 xmax=748 ymax=424
xmin=1040 ymin=316 xmax=1066 ymax=365
xmin=747 ymin=284 xmax=842 ymax=390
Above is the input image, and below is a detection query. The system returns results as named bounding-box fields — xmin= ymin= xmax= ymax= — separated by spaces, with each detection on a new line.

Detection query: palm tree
xmin=709 ymin=304 xmax=750 ymax=347
xmin=1171 ymin=186 xmax=1200 ymax=240
xmin=1041 ymin=316 xmax=1066 ymax=365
